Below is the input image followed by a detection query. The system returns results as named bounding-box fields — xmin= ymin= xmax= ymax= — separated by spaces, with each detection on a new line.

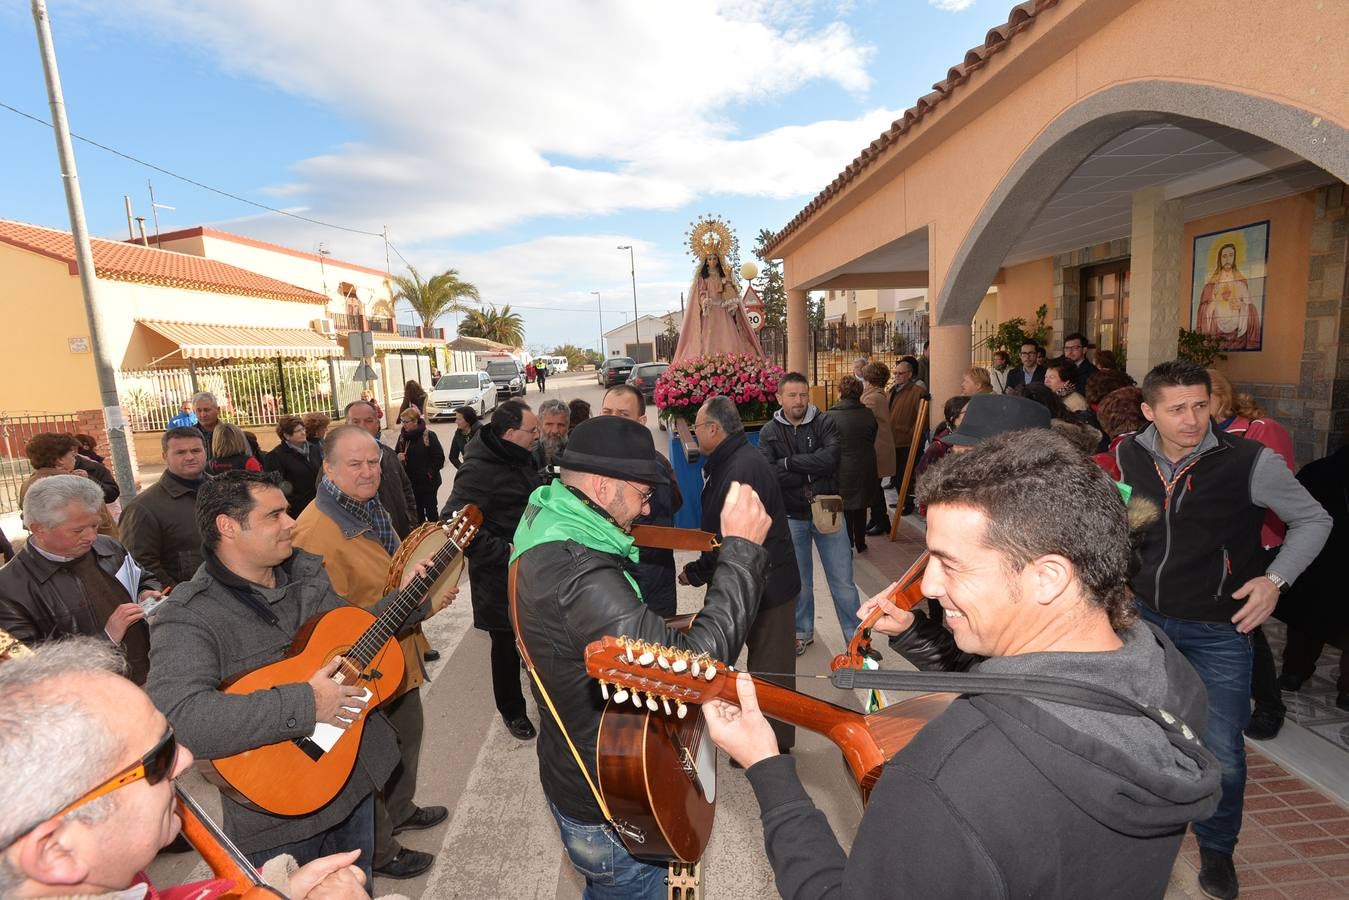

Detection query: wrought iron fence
xmin=397 ymin=324 xmax=420 ymax=338
xmin=0 ymin=412 xmax=81 ymax=515
xmin=118 ymin=359 xmax=376 ymax=430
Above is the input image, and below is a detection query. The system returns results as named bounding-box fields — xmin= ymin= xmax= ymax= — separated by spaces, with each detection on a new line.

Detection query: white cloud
xmin=92 ymin=1 xmax=899 ymax=242
xmin=928 ymin=0 xmax=976 ymax=11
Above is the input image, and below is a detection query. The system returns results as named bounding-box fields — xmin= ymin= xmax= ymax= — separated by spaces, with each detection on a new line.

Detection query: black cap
xmin=554 ymin=416 xmax=669 ymax=486
xmin=945 ymin=394 xmax=1051 ymax=446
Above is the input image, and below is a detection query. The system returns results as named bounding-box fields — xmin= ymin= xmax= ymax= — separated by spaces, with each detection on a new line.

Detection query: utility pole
xmin=31 ymin=0 xmax=136 ymax=496
xmin=591 ymin=291 xmax=603 ymax=356
xmin=617 ymin=245 xmax=640 ymax=360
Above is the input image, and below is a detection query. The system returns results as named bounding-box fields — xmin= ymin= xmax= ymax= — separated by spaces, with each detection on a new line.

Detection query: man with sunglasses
xmin=512 ymin=415 xmax=773 ymax=899
xmin=147 ymin=471 xmax=446 ymax=884
xmin=0 ymin=639 xmax=370 ymax=898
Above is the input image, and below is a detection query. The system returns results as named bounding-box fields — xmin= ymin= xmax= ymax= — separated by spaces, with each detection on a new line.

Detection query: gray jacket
xmin=146 ymin=548 xmax=402 ymax=855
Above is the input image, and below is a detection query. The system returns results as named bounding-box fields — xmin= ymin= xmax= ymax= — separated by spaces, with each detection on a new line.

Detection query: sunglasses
xmin=53 ymin=726 xmax=178 ymax=820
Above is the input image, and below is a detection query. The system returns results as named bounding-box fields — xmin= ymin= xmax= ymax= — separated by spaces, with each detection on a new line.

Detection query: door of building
xmin=1080 ymin=262 xmax=1130 ymax=356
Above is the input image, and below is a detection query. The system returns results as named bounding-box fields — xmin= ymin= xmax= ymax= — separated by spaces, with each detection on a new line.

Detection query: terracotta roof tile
xmin=0 ymin=219 xmax=328 ymax=304
xmin=761 ymin=0 xmax=1059 ymax=256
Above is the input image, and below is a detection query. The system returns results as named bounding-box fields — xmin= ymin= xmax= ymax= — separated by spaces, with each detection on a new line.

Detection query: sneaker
xmin=1197 ymin=848 xmax=1238 ymax=900
xmin=1244 ymin=707 xmax=1285 ymax=740
xmin=505 ymin=716 xmax=536 ymax=740
xmin=1277 ymin=672 xmax=1307 ymax=692
xmin=795 ymin=638 xmax=813 ymax=657
xmin=393 ymin=805 xmax=448 ymax=835
xmin=374 ymin=847 xmax=434 ymax=880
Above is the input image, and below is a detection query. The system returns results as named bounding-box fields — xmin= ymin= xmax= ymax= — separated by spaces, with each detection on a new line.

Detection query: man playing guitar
xmin=512 ymin=414 xmax=771 ymax=899
xmin=706 ymin=430 xmax=1222 ymax=898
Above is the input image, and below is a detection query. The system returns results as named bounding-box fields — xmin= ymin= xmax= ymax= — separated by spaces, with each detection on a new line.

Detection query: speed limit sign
xmin=745 ymin=307 xmax=765 ymax=332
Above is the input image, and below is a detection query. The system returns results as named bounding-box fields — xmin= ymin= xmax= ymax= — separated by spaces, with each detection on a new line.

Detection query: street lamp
xmin=617 ymin=245 xmax=640 ymax=360
xmin=590 ymin=290 xmax=603 ymax=357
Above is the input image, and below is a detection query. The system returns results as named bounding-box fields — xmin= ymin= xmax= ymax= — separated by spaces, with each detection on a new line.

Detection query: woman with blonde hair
xmin=207 ymin=423 xmax=263 ymax=474
xmin=1206 ymin=367 xmax=1295 ymax=741
xmin=960 ymin=366 xmax=993 ymax=395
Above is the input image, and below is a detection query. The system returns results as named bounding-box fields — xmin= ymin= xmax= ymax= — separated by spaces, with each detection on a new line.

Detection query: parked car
xmin=428 ymin=371 xmax=496 ymax=421
xmin=485 ymin=358 xmax=527 ymax=397
xmin=626 ymin=362 xmax=669 ymax=404
xmin=597 ymin=356 xmax=636 ymax=387
xmin=543 ymin=355 xmax=569 ymax=374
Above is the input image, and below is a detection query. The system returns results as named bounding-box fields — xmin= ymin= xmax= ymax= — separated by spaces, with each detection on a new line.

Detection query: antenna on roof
xmin=146 ymin=179 xmax=174 ymax=248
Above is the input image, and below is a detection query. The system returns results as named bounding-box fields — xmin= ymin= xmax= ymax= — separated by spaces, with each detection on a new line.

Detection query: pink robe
xmin=672 ymin=265 xmax=764 ymax=363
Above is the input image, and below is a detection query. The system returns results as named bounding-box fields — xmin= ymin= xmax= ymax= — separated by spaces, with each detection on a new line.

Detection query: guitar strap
xmin=508 ymin=561 xmax=629 ymax=838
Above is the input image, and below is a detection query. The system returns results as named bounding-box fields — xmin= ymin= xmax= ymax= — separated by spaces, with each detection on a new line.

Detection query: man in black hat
xmin=511 ymin=415 xmax=773 ymax=899
xmin=943 ymin=392 xmax=1051 ymax=450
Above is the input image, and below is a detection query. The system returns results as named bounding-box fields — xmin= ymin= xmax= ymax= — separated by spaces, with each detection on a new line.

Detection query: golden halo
xmin=688 ymin=216 xmax=733 ymax=262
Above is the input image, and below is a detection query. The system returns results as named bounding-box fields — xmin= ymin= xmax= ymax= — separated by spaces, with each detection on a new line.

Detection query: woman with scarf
xmin=396 ymin=406 xmax=445 ymax=522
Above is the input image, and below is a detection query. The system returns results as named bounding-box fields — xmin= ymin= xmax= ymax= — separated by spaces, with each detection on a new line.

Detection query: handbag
xmin=810 ymin=494 xmax=845 ymax=534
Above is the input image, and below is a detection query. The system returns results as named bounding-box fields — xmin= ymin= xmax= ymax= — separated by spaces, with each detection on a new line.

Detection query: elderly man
xmin=442 ymin=400 xmax=545 ymax=740
xmin=681 ymin=395 xmax=800 ymax=753
xmin=706 ymin=430 xmax=1222 ymax=897
xmin=292 ymin=424 xmax=445 ymax=880
xmin=192 ymin=391 xmax=260 ymax=462
xmin=513 ymin=415 xmax=771 ymax=899
xmin=147 ymin=471 xmax=444 ymax=883
xmin=598 ymin=384 xmax=682 ymax=616
xmin=533 ymin=398 xmax=570 ymax=473
xmin=0 ymin=476 xmax=160 ymax=684
xmin=887 ymin=355 xmax=926 ymax=511
xmin=345 ymin=399 xmax=417 ymax=539
xmin=120 ymin=426 xmax=209 ymax=587
xmin=0 ymin=639 xmax=371 ymax=899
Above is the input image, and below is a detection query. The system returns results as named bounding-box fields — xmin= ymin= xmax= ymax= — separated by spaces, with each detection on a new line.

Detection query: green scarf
xmin=511 ymin=481 xmax=643 ymax=598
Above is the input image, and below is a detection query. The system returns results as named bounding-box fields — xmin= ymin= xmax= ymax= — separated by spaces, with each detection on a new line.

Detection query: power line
xmin=2 ymin=99 xmax=385 ymax=238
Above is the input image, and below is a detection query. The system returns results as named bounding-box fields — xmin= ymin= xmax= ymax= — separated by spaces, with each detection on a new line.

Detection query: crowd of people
xmin=0 ymin=349 xmax=1344 ymax=900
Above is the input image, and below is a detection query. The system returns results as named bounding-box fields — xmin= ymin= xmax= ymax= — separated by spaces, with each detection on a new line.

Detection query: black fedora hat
xmin=554 ymin=416 xmax=670 ymax=486
xmin=945 ymin=393 xmax=1051 ymax=446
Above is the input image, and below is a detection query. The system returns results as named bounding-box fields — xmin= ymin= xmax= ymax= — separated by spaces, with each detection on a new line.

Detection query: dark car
xmin=626 ymin=362 xmax=669 ymax=403
xmin=597 ymin=356 xmax=636 ymax=387
xmin=485 ymin=359 xmax=527 ymax=398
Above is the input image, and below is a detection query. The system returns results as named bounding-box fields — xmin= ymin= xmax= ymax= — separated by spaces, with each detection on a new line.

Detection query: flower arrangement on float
xmin=653 ymin=352 xmax=784 ymax=425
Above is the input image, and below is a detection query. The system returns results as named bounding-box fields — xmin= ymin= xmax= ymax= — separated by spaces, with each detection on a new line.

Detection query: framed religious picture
xmin=1191 ymin=220 xmax=1269 ymax=352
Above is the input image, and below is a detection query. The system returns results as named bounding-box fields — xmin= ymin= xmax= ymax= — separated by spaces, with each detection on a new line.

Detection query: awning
xmin=373 ymin=334 xmax=443 ymax=349
xmin=138 ymin=320 xmax=339 ymax=360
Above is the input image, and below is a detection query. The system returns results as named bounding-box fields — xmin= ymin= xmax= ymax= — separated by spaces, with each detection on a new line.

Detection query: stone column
xmin=928 ymin=322 xmax=972 ymax=429
xmin=787 ymin=288 xmax=809 ymax=376
xmin=1124 ymin=187 xmax=1183 ymax=381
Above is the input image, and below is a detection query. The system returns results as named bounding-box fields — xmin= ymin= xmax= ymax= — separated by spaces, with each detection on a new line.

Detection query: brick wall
xmin=74 ymin=409 xmax=141 ymax=489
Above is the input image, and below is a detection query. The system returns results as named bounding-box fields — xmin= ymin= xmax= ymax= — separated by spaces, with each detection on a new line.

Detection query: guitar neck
xmin=348 ymin=536 xmax=462 ymax=667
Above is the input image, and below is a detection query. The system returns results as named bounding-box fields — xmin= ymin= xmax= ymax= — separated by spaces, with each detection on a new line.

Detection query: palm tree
xmin=391 ymin=265 xmax=480 ymax=331
xmin=459 ymin=303 xmax=525 ymax=347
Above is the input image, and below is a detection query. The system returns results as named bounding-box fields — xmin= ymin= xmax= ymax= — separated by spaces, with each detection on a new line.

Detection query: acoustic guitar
xmin=201 ymin=506 xmax=480 ymax=817
xmin=176 ymin=785 xmax=285 ymax=898
xmin=583 ymin=553 xmax=939 ymax=863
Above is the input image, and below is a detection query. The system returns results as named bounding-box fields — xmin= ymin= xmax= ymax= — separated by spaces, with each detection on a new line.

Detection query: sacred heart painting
xmin=1191 ymin=220 xmax=1269 ymax=353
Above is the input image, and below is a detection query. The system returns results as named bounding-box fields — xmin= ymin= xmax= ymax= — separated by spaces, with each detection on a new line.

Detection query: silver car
xmin=428 ymin=371 xmax=496 ymax=421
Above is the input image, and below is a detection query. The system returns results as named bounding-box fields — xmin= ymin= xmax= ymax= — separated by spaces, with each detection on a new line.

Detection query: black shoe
xmin=856 ymin=543 xmax=867 ymax=554
xmin=1197 ymin=847 xmax=1238 ymax=900
xmin=374 ymin=847 xmax=434 ymax=880
xmin=865 ymin=523 xmax=887 ymax=536
xmin=1244 ymin=707 xmax=1285 ymax=740
xmin=1277 ymin=672 xmax=1306 ymax=692
xmin=423 ymin=649 xmax=441 ymax=662
xmin=900 ymin=502 xmax=916 ymax=516
xmin=505 ymin=716 xmax=536 ymax=740
xmin=393 ymin=805 xmax=448 ymax=835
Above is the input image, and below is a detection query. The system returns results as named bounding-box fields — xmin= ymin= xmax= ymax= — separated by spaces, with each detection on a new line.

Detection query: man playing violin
xmin=706 ymin=429 xmax=1221 ymax=899
xmin=0 ymin=638 xmax=369 ymax=898
xmin=512 ymin=415 xmax=772 ymax=899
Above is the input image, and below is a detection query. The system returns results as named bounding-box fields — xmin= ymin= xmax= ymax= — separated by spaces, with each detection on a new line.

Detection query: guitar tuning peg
xmin=671 ymin=656 xmax=688 ymax=673
xmin=623 ymin=642 xmax=635 ymax=664
xmin=645 ymin=693 xmax=658 ymax=712
xmin=637 ymin=649 xmax=655 ymax=667
xmin=662 ymin=696 xmax=672 ymax=715
xmin=676 ymin=700 xmax=689 ymax=720
xmin=630 ymin=690 xmax=643 ymax=709
xmin=691 ymin=659 xmax=701 ymax=678
xmin=656 ymin=653 xmax=671 ymax=670
xmin=600 ymin=681 xmax=610 ymax=700
xmin=704 ymin=663 xmax=717 ymax=681
xmin=613 ymin=687 xmax=629 ymax=704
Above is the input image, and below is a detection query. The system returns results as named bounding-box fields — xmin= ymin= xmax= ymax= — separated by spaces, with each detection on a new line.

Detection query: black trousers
xmin=1283 ymin=624 xmax=1349 ymax=692
xmin=413 ymin=487 xmax=439 ymax=524
xmin=372 ymin=688 xmax=425 ymax=865
xmin=844 ymin=508 xmax=868 ymax=551
xmin=1250 ymin=626 xmax=1285 ymax=715
xmin=747 ymin=595 xmax=796 ymax=752
xmin=537 ymin=372 xmax=547 ymax=391
xmin=489 ymin=628 xmax=527 ymax=721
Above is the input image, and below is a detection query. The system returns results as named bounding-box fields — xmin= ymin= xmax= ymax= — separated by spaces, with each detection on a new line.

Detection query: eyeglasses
xmin=53 ymin=726 xmax=178 ymax=820
xmin=691 ymin=420 xmax=716 ymax=432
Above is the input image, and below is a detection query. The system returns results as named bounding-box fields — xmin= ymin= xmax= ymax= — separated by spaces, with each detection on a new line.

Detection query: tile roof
xmin=147 ymin=226 xmax=392 ymax=279
xmin=0 ymin=219 xmax=329 ymax=304
xmin=761 ymin=0 xmax=1060 ymax=256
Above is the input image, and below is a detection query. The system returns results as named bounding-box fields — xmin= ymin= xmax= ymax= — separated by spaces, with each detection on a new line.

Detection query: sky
xmin=3 ymin=0 xmax=993 ymax=353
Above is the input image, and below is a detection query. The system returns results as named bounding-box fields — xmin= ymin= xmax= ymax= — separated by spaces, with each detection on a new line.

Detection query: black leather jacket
xmin=514 ymin=535 xmax=768 ymax=824
xmin=887 ymin=608 xmax=981 ymax=672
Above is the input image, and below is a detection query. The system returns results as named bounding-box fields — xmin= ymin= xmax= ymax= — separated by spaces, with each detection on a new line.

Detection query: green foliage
xmin=582 ymin=349 xmax=604 ymax=367
xmin=662 ymin=313 xmax=679 ymax=338
xmin=752 ymin=228 xmax=787 ymax=330
xmin=391 ymin=265 xmax=480 ymax=329
xmin=985 ymin=304 xmax=1050 ymax=353
xmin=551 ymin=343 xmax=589 ymax=370
xmin=808 ymin=293 xmax=826 ymax=329
xmin=458 ymin=303 xmax=525 ymax=347
xmin=1176 ymin=328 xmax=1228 ymax=368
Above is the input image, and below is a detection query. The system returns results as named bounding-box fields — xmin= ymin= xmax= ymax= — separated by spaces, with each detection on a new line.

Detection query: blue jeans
xmin=245 ymin=794 xmax=374 ymax=885
xmin=789 ymin=517 xmax=862 ymax=643
xmin=548 ymin=802 xmax=667 ymax=900
xmin=1138 ymin=604 xmax=1251 ymax=854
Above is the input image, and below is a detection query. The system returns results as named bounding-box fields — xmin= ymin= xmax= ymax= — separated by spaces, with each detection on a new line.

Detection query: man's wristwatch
xmin=1265 ymin=572 xmax=1290 ymax=593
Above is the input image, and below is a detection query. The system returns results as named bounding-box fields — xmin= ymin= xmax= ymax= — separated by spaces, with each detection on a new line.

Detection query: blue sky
xmin=3 ymin=0 xmax=994 ymax=352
